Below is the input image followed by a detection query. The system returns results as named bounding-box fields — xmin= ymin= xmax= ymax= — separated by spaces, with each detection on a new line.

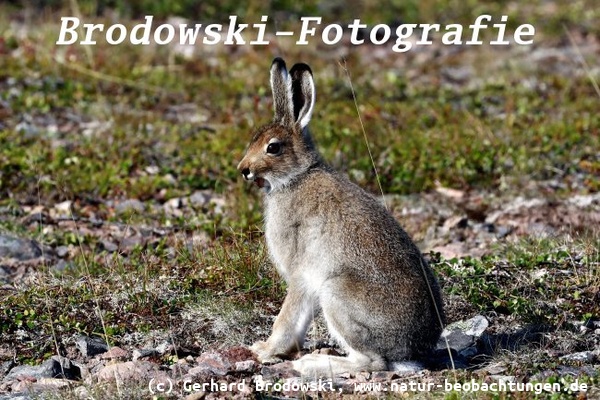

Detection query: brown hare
xmin=237 ymin=58 xmax=445 ymax=377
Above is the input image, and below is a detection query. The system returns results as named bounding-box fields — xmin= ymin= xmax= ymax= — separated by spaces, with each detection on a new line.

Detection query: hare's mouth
xmin=255 ymin=177 xmax=266 ymax=188
xmin=255 ymin=177 xmax=271 ymax=192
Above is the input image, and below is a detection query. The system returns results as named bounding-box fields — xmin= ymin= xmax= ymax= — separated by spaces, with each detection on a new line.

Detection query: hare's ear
xmin=270 ymin=58 xmax=294 ymax=125
xmin=289 ymin=63 xmax=315 ymax=130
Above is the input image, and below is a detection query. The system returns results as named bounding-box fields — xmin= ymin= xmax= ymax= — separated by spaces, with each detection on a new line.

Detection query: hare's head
xmin=237 ymin=58 xmax=321 ymax=193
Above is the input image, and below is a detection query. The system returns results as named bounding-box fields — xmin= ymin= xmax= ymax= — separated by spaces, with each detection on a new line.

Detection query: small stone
xmin=155 ymin=342 xmax=173 ymax=355
xmin=95 ymin=360 xmax=164 ymax=385
xmin=22 ymin=212 xmax=53 ymax=226
xmin=96 ymin=361 xmax=142 ymax=383
xmin=559 ymin=351 xmax=595 ymax=363
xmin=52 ymin=260 xmax=71 ymax=273
xmin=0 ymin=234 xmax=42 ymax=260
xmin=100 ymin=240 xmax=118 ymax=253
xmin=259 ymin=361 xmax=299 ymax=380
xmin=76 ymin=335 xmax=109 ymax=358
xmin=185 ymin=392 xmax=207 ymax=400
xmin=234 ymin=360 xmax=257 ymax=373
xmin=132 ymin=349 xmax=159 ymax=361
xmin=480 ymin=362 xmax=507 ymax=375
xmin=55 ymin=246 xmax=69 ymax=258
xmin=489 ymin=375 xmax=516 ymax=384
xmin=442 ymin=215 xmax=468 ymax=231
xmin=464 ymin=315 xmax=488 ymax=336
xmin=438 ymin=315 xmax=488 ymax=358
xmin=73 ymin=386 xmax=90 ymax=399
xmin=189 ymin=352 xmax=230 ymax=377
xmin=119 ymin=235 xmax=145 ymax=252
xmin=101 ymin=346 xmax=129 ymax=360
xmin=189 ymin=191 xmax=210 ymax=207
xmin=371 ymin=371 xmax=399 ymax=380
xmin=115 ymin=199 xmax=145 ymax=215
xmin=164 ymin=197 xmax=181 ymax=211
xmin=54 ymin=201 xmax=72 ymax=213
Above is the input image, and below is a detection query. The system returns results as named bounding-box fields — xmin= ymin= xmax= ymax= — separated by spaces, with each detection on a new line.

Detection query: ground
xmin=0 ymin=1 xmax=599 ymax=399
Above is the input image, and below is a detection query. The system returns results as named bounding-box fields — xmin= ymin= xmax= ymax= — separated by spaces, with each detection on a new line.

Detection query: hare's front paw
xmin=250 ymin=341 xmax=282 ymax=364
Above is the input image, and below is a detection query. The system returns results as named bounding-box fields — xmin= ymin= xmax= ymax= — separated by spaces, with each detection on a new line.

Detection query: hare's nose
xmin=241 ymin=168 xmax=253 ymax=180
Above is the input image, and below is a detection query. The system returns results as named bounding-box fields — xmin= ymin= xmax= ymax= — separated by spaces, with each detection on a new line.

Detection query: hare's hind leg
xmin=292 ymin=349 xmax=385 ymax=377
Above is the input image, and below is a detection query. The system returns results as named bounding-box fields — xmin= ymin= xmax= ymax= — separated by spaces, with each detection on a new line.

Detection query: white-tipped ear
xmin=289 ymin=63 xmax=315 ymax=130
xmin=270 ymin=58 xmax=294 ymax=125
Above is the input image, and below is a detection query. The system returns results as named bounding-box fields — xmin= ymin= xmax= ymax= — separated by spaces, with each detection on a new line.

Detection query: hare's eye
xmin=266 ymin=142 xmax=282 ymax=155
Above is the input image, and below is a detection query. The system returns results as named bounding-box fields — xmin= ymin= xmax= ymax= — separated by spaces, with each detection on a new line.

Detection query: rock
xmin=463 ymin=315 xmax=488 ymax=336
xmin=2 ymin=356 xmax=79 ymax=383
xmin=95 ymin=360 xmax=170 ymax=387
xmin=132 ymin=349 xmax=159 ymax=361
xmin=190 ymin=191 xmax=211 ymax=207
xmin=76 ymin=335 xmax=109 ymax=358
xmin=96 ymin=361 xmax=153 ymax=383
xmin=559 ymin=351 xmax=595 ymax=363
xmin=489 ymin=375 xmax=516 ymax=384
xmin=164 ymin=197 xmax=182 ymax=214
xmin=52 ymin=260 xmax=71 ymax=273
xmin=0 ymin=395 xmax=34 ymax=400
xmin=568 ymin=193 xmax=600 ymax=207
xmin=100 ymin=240 xmax=118 ymax=253
xmin=441 ymin=66 xmax=473 ymax=84
xmin=431 ymin=348 xmax=469 ymax=369
xmin=73 ymin=386 xmax=90 ymax=399
xmin=437 ymin=315 xmax=488 ymax=358
xmin=189 ymin=352 xmax=231 ymax=377
xmin=185 ymin=392 xmax=207 ymax=400
xmin=0 ymin=235 xmax=42 ymax=261
xmin=54 ymin=201 xmax=72 ymax=214
xmin=12 ymin=377 xmax=72 ymax=393
xmin=209 ymin=196 xmax=226 ymax=215
xmin=155 ymin=341 xmax=173 ymax=355
xmin=100 ymin=346 xmax=129 ymax=361
xmin=119 ymin=235 xmax=145 ymax=252
xmin=370 ymin=371 xmax=399 ymax=380
xmin=115 ymin=199 xmax=145 ymax=215
xmin=259 ymin=361 xmax=299 ymax=380
xmin=479 ymin=362 xmax=507 ymax=375
xmin=21 ymin=212 xmax=52 ymax=226
xmin=55 ymin=246 xmax=69 ymax=258
xmin=442 ymin=215 xmax=468 ymax=231
xmin=234 ymin=360 xmax=257 ymax=373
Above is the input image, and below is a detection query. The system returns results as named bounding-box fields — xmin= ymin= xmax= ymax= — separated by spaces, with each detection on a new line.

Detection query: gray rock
xmin=55 ymin=246 xmax=69 ymax=258
xmin=437 ymin=315 xmax=488 ymax=358
xmin=259 ymin=361 xmax=299 ymax=380
xmin=132 ymin=348 xmax=159 ymax=361
xmin=51 ymin=260 xmax=71 ymax=273
xmin=1 ymin=361 xmax=14 ymax=382
xmin=76 ymin=335 xmax=109 ymax=358
xmin=2 ymin=356 xmax=79 ymax=383
xmin=114 ymin=199 xmax=145 ymax=215
xmin=100 ymin=240 xmax=118 ymax=253
xmin=0 ymin=235 xmax=42 ymax=261
xmin=189 ymin=191 xmax=211 ymax=207
xmin=560 ymin=351 xmax=596 ymax=363
xmin=234 ymin=360 xmax=257 ymax=373
xmin=119 ymin=235 xmax=145 ymax=252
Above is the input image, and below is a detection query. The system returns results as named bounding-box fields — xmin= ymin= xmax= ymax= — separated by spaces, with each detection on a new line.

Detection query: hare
xmin=237 ymin=58 xmax=445 ymax=377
